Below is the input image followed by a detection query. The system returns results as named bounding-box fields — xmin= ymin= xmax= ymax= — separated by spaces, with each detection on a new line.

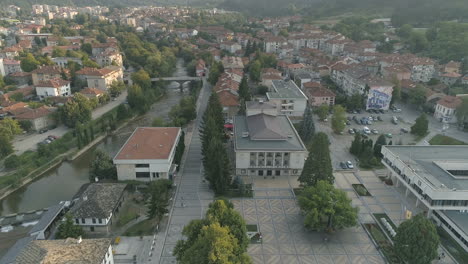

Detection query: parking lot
xmin=315 ymin=107 xmax=419 ymax=170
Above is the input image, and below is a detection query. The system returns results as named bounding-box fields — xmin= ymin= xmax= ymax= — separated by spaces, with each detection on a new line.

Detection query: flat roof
xmin=114 ymin=127 xmax=180 ymax=160
xmin=234 ymin=115 xmax=307 ymax=151
xmin=268 ymin=80 xmax=308 ymax=100
xmin=383 ymin=146 xmax=468 ymax=191
xmin=441 ymin=211 xmax=468 ymax=237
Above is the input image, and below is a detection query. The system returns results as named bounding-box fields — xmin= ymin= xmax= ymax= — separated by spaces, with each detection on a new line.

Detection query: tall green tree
xmin=20 ymin=53 xmax=40 ymax=72
xmin=238 ymin=76 xmax=251 ymax=102
xmin=131 ymin=69 xmax=152 ymax=90
xmin=249 ymin=60 xmax=262 ymax=82
xmin=299 ymin=132 xmax=334 ymax=186
xmin=0 ymin=118 xmax=22 ymax=140
xmin=394 ymin=214 xmax=439 ymax=264
xmin=456 ymin=97 xmax=468 ymax=126
xmin=299 ymin=103 xmax=315 ymax=143
xmin=89 ymin=149 xmax=117 ymax=182
xmin=408 ymin=85 xmax=427 ymax=109
xmin=56 ymin=213 xmax=85 ymax=239
xmin=109 ymin=80 xmax=126 ymax=97
xmin=315 ymin=104 xmax=329 ymax=121
xmin=146 ymin=179 xmax=172 ymax=221
xmin=0 ymin=134 xmax=13 ymax=158
xmin=127 ymin=84 xmax=148 ymax=114
xmin=205 ymin=137 xmax=231 ymax=195
xmin=373 ymin=135 xmax=387 ymax=158
xmin=331 ymin=105 xmax=346 ymax=134
xmin=298 ymin=181 xmax=358 ymax=232
xmin=411 ymin=114 xmax=429 ymax=137
xmin=60 ymin=93 xmax=93 ymax=127
xmin=350 ymin=133 xmax=363 ymax=156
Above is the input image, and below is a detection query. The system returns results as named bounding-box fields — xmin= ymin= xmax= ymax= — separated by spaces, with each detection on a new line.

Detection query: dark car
xmin=356 ymin=109 xmax=362 ymax=114
xmin=39 ymin=129 xmax=48 ymax=134
xmin=340 ymin=162 xmax=347 ymax=169
xmin=400 ymin=128 xmax=409 ymax=133
xmin=378 ymin=109 xmax=385 ymax=114
xmin=377 ymin=116 xmax=383 ymax=121
xmin=352 ymin=116 xmax=357 ymax=121
xmin=346 ymin=120 xmax=351 ymax=125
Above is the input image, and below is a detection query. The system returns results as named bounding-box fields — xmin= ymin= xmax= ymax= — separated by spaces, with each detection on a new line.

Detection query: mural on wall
xmin=366 ymin=86 xmax=393 ymax=110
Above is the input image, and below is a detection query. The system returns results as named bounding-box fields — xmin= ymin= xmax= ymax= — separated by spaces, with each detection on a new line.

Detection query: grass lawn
xmin=352 ymin=184 xmax=372 ymax=196
xmin=364 ymin=224 xmax=402 ymax=264
xmin=373 ymin=213 xmax=397 ymax=241
xmin=429 ymin=134 xmax=466 ymax=145
xmin=123 ymin=218 xmax=157 ymax=236
xmin=437 ymin=227 xmax=468 ymax=264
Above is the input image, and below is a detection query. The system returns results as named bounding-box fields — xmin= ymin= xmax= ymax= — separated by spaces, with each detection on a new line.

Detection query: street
xmin=11 ymin=90 xmax=128 ymax=155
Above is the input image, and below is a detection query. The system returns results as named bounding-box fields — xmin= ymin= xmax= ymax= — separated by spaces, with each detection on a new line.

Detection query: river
xmin=0 ymin=60 xmax=189 ymax=216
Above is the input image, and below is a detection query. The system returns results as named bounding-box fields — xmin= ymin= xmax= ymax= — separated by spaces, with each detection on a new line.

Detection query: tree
xmin=109 ymin=80 xmax=125 ymax=97
xmin=299 ymin=103 xmax=315 ymax=143
xmin=81 ymin=43 xmax=92 ymax=55
xmin=60 ymin=93 xmax=93 ymax=127
xmin=0 ymin=118 xmax=22 ymax=140
xmin=397 ymin=24 xmax=414 ymax=39
xmin=131 ymin=69 xmax=152 ymax=90
xmin=146 ymin=179 xmax=172 ymax=221
xmin=205 ymin=137 xmax=231 ymax=195
xmin=0 ymin=134 xmax=13 ymax=158
xmin=127 ymin=84 xmax=148 ymax=114
xmin=208 ymin=61 xmax=224 ymax=85
xmin=408 ymin=85 xmax=427 ymax=109
xmin=331 ymin=105 xmax=346 ymax=134
xmin=249 ymin=60 xmax=262 ymax=82
xmin=20 ymin=53 xmax=40 ymax=72
xmin=394 ymin=214 xmax=439 ymax=264
xmin=238 ymin=76 xmax=251 ymax=102
xmin=391 ymin=78 xmax=401 ymax=105
xmin=56 ymin=213 xmax=85 ymax=239
xmin=347 ymin=93 xmax=364 ymax=110
xmin=456 ymin=97 xmax=468 ymax=126
xmin=299 ymin=132 xmax=334 ymax=186
xmin=315 ymin=104 xmax=329 ymax=121
xmin=89 ymin=149 xmax=117 ymax=182
xmin=350 ymin=133 xmax=362 ymax=156
xmin=373 ymin=135 xmax=387 ymax=159
xmin=18 ymin=120 xmax=33 ymax=132
xmin=411 ymin=114 xmax=429 ymax=137
xmin=298 ymin=181 xmax=358 ymax=232
xmin=0 ymin=74 xmax=5 ymax=90
xmin=174 ymin=131 xmax=185 ymax=168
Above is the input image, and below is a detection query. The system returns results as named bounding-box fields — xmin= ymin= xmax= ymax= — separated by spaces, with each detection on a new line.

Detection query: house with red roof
xmin=35 ymin=78 xmax=71 ymax=100
xmin=76 ymin=66 xmax=123 ymax=91
xmin=303 ymin=82 xmax=336 ymax=107
xmin=13 ymin=106 xmax=57 ymax=131
xmin=434 ymin=96 xmax=463 ymax=123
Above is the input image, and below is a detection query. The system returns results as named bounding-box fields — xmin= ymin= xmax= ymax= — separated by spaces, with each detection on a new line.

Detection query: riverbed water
xmin=0 ymin=60 xmax=188 ymax=216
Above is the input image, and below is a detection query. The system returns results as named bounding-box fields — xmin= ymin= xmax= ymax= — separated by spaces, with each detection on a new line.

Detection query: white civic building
xmin=267 ymin=80 xmax=308 ymax=118
xmin=381 ymin=145 xmax=468 ymax=251
xmin=113 ymin=127 xmax=181 ymax=181
xmin=233 ymin=111 xmax=308 ymax=178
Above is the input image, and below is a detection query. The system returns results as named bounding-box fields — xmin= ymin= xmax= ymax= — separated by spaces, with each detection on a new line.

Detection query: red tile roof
xmin=32 ymin=65 xmax=63 ymax=75
xmin=76 ymin=67 xmax=113 ymax=77
xmin=437 ymin=96 xmax=462 ymax=109
xmin=114 ymin=127 xmax=181 ymax=160
xmin=36 ymin=78 xmax=70 ymax=88
xmin=216 ymin=90 xmax=239 ymax=107
xmin=79 ymin=87 xmax=105 ymax=96
xmin=305 ymin=86 xmax=336 ymax=98
xmin=14 ymin=106 xmax=54 ymax=120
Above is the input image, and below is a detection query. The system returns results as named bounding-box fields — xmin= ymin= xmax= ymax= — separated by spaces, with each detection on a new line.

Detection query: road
xmin=154 ymin=75 xmax=214 ymax=264
xmin=11 ymin=90 xmax=128 ymax=155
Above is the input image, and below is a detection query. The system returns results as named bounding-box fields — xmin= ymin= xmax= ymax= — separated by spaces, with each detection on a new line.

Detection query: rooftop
xmin=383 ymin=146 xmax=468 ymax=191
xmin=268 ymin=80 xmax=308 ymax=100
xmin=28 ymin=202 xmax=66 ymax=235
xmin=437 ymin=96 xmax=462 ymax=109
xmin=114 ymin=127 xmax=181 ymax=161
xmin=70 ymin=183 xmax=127 ymax=219
xmin=6 ymin=238 xmax=111 ymax=264
xmin=441 ymin=211 xmax=468 ymax=237
xmin=234 ymin=114 xmax=306 ymax=151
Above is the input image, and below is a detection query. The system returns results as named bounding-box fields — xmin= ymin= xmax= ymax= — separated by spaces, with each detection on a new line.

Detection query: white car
xmin=363 ymin=127 xmax=371 ymax=134
xmin=346 ymin=161 xmax=354 ymax=169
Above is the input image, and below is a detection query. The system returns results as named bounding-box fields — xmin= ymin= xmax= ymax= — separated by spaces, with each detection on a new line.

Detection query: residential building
xmin=195 ymin=59 xmax=206 ymax=77
xmin=442 ymin=61 xmax=461 ymax=74
xmin=434 ymin=96 xmax=463 ymax=123
xmin=267 ymin=80 xmax=308 ymax=117
xmin=303 ymin=82 xmax=336 ymax=107
xmin=1 ymin=59 xmax=22 ymax=76
xmin=95 ymin=51 xmax=123 ymax=67
xmin=381 ymin=65 xmax=411 ymax=81
xmin=70 ymin=183 xmax=127 ymax=233
xmin=35 ymin=78 xmax=71 ymax=100
xmin=364 ymin=77 xmax=394 ymax=110
xmin=220 ymin=41 xmax=242 ymax=54
xmin=1 ymin=85 xmax=34 ymax=102
xmin=261 ymin=68 xmax=283 ymax=88
xmin=13 ymin=106 xmax=56 ymax=131
xmin=28 ymin=202 xmax=67 ymax=240
xmin=264 ymin=36 xmax=287 ymax=54
xmin=1 ymin=237 xmax=114 ymax=264
xmin=76 ymin=66 xmax=123 ymax=91
xmin=246 ymin=100 xmax=278 ymax=116
xmin=233 ymin=113 xmax=308 ymax=177
xmin=381 ymin=145 xmax=468 ymax=251
xmin=222 ymin=56 xmax=244 ymax=70
xmin=31 ymin=65 xmax=67 ymax=85
xmin=52 ymin=57 xmax=83 ymax=68
xmin=8 ymin=72 xmax=32 ymax=86
xmin=113 ymin=127 xmax=181 ymax=181
xmin=293 ymin=71 xmax=320 ymax=89
xmin=439 ymin=72 xmax=461 ymax=86
xmin=216 ymin=89 xmax=239 ymax=120
xmin=79 ymin=87 xmax=105 ymax=99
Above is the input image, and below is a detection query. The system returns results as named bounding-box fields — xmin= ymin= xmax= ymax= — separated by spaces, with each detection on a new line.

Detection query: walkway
xmin=155 ymin=76 xmax=214 ymax=264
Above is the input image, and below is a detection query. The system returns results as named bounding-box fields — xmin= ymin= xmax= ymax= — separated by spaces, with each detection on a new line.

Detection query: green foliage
xmin=238 ymin=76 xmax=251 ymax=102
xmin=394 ymin=214 xmax=439 ymax=264
xmin=89 ymin=149 xmax=117 ymax=182
xmin=18 ymin=120 xmax=32 ymax=132
xmin=20 ymin=53 xmax=40 ymax=72
xmin=456 ymin=97 xmax=468 ymax=126
xmin=56 ymin=213 xmax=85 ymax=239
xmin=373 ymin=135 xmax=387 ymax=158
xmin=333 ymin=17 xmax=385 ymax=42
xmin=0 ymin=118 xmax=22 ymax=140
xmin=109 ymin=80 xmax=126 ymax=97
xmin=299 ymin=133 xmax=334 ymax=186
xmin=411 ymin=114 xmax=429 ymax=137
xmin=4 ymin=154 xmax=21 ymax=169
xmin=350 ymin=133 xmax=362 ymax=156
xmin=132 ymin=69 xmax=152 ymax=90
xmin=407 ymin=85 xmax=427 ymax=108
xmin=249 ymin=60 xmax=262 ymax=83
xmin=298 ymin=181 xmax=358 ymax=232
xmin=299 ymin=103 xmax=315 ymax=144
xmin=169 ymin=96 xmax=197 ymax=127
xmin=315 ymin=104 xmax=329 ymax=121
xmin=331 ymin=105 xmax=346 ymax=133
xmin=208 ymin=61 xmax=224 ymax=85
xmin=146 ymin=179 xmax=172 ymax=221
xmin=174 ymin=200 xmax=252 ymax=264
xmin=174 ymin=131 xmax=185 ymax=170
xmin=59 ymin=93 xmax=93 ymax=128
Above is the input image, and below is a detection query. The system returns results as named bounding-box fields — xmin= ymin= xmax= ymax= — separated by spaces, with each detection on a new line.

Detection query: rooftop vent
xmin=287 ymin=134 xmax=293 ymax=138
xmin=242 ymin=132 xmax=249 ymax=138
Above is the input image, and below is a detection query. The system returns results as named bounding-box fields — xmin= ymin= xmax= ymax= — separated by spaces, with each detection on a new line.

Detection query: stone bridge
xmin=124 ymin=76 xmax=202 ymax=91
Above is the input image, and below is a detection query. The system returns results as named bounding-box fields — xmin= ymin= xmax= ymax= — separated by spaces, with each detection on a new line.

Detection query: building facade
xmin=267 ymin=80 xmax=308 ymax=117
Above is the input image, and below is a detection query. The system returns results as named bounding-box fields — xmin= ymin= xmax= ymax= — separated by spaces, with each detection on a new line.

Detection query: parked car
xmin=346 ymin=120 xmax=351 ymax=125
xmin=371 ymin=129 xmax=379 ymax=134
xmin=377 ymin=116 xmax=383 ymax=121
xmin=346 ymin=161 xmax=354 ymax=169
xmin=368 ymin=116 xmax=373 ymax=121
xmin=393 ymin=107 xmax=402 ymax=113
xmin=352 ymin=116 xmax=357 ymax=121
xmin=378 ymin=109 xmax=385 ymax=114
xmin=39 ymin=129 xmax=48 ymax=134
xmin=385 ymin=133 xmax=393 ymax=138
xmin=363 ymin=127 xmax=371 ymax=134
xmin=400 ymin=128 xmax=409 ymax=133
xmin=391 ymin=116 xmax=398 ymax=125
xmin=48 ymin=135 xmax=58 ymax=140
xmin=348 ymin=128 xmax=355 ymax=134
xmin=340 ymin=162 xmax=347 ymax=169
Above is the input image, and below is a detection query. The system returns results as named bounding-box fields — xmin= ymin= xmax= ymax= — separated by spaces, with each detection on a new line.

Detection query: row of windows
xmin=433 ymin=211 xmax=468 ymax=248
xmin=75 ymin=218 xmax=103 ymax=224
xmin=136 ymin=172 xmax=160 ymax=178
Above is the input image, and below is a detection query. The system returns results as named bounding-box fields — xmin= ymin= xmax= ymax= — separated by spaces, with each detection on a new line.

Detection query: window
xmin=267 ymin=170 xmax=272 ymax=176
xmin=92 ymin=218 xmax=96 ymax=224
xmin=90 ymin=226 xmax=95 ymax=232
xmin=98 ymin=219 xmax=103 ymax=224
xmin=275 ymin=170 xmax=281 ymax=176
xmin=136 ymin=172 xmax=150 ymax=178
xmin=75 ymin=219 xmax=79 ymax=224
xmin=81 ymin=218 xmax=85 ymax=224
xmin=293 ymin=169 xmax=298 ymax=174
xmin=258 ymin=170 xmax=264 ymax=176
xmin=135 ymin=164 xmax=149 ymax=168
